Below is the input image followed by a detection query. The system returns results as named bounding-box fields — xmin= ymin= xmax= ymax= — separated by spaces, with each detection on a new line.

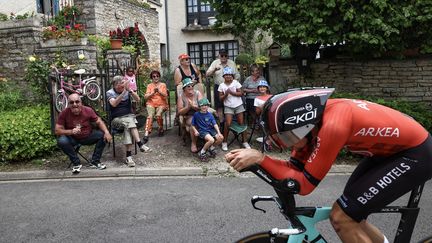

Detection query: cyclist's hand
xmin=225 ymin=148 xmax=265 ymax=172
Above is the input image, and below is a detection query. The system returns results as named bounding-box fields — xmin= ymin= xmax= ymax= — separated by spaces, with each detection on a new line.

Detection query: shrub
xmin=24 ymin=55 xmax=51 ymax=103
xmin=0 ymin=106 xmax=56 ymax=162
xmin=0 ymin=78 xmax=25 ymax=112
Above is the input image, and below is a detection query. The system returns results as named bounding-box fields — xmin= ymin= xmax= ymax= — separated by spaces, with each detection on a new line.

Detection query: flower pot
xmin=110 ymin=39 xmax=123 ymax=50
xmin=40 ymin=37 xmax=88 ymax=48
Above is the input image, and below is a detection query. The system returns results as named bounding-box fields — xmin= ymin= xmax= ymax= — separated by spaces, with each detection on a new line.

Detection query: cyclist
xmin=226 ymin=88 xmax=432 ymax=243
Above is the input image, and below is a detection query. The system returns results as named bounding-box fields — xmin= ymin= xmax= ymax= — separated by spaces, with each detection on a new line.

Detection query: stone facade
xmin=0 ymin=0 xmax=159 ymax=85
xmin=269 ymin=57 xmax=432 ymax=105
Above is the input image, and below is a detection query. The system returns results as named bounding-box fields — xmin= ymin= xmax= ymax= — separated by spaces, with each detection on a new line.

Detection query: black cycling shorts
xmin=337 ymin=134 xmax=432 ymax=222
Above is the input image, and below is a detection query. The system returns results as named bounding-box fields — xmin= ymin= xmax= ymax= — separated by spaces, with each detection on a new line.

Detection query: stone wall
xmin=269 ymin=57 xmax=432 ymax=104
xmin=75 ymin=0 xmax=160 ymax=62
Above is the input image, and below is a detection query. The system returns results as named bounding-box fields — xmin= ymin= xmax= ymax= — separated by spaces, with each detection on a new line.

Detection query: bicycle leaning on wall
xmin=52 ymin=66 xmax=101 ymax=112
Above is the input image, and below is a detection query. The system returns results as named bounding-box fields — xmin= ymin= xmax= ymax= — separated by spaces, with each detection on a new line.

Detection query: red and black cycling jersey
xmin=260 ymin=98 xmax=428 ymax=195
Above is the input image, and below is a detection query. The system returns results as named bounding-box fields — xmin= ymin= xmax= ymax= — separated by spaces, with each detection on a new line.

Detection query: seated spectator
xmin=254 ymin=80 xmax=272 ymax=115
xmin=191 ymin=98 xmax=224 ymax=162
xmin=177 ymin=77 xmax=203 ymax=153
xmin=107 ymin=76 xmax=150 ymax=167
xmin=218 ymin=67 xmax=251 ymax=151
xmin=254 ymin=80 xmax=273 ymax=150
xmin=55 ymin=93 xmax=112 ymax=174
xmin=143 ymin=70 xmax=168 ymax=143
xmin=243 ymin=64 xmax=266 ymax=127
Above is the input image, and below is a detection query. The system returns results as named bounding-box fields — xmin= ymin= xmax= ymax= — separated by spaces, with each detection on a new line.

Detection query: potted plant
xmin=109 ymin=28 xmax=123 ymax=49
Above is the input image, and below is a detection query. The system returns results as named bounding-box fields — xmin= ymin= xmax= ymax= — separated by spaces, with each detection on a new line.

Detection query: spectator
xmin=191 ymin=98 xmax=224 ymax=162
xmin=124 ymin=66 xmax=138 ymax=92
xmin=174 ymin=53 xmax=204 ymax=97
xmin=206 ymin=49 xmax=240 ymax=122
xmin=143 ymin=70 xmax=168 ymax=143
xmin=218 ymin=67 xmax=250 ymax=151
xmin=107 ymin=76 xmax=150 ymax=167
xmin=55 ymin=93 xmax=112 ymax=174
xmin=174 ymin=53 xmax=203 ymax=125
xmin=253 ymin=80 xmax=272 ymax=150
xmin=243 ymin=64 xmax=266 ymax=126
xmin=177 ymin=77 xmax=203 ymax=153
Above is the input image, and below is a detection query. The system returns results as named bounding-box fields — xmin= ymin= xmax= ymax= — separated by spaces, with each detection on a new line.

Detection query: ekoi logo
xmin=285 ymin=104 xmax=317 ymax=125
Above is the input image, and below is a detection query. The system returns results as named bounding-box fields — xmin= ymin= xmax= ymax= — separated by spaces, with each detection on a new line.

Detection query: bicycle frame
xmin=246 ymin=165 xmax=424 ymax=243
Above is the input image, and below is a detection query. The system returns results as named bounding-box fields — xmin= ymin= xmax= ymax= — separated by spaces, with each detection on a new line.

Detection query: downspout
xmin=164 ymin=0 xmax=170 ymax=62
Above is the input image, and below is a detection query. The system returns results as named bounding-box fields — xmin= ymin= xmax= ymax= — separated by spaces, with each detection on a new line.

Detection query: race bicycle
xmin=236 ymin=164 xmax=426 ymax=243
xmin=52 ymin=66 xmax=101 ymax=112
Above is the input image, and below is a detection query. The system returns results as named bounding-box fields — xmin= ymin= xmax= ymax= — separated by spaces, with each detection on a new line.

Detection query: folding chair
xmin=107 ymin=106 xmax=137 ymax=158
xmin=67 ymin=144 xmax=92 ymax=168
xmin=227 ymin=121 xmax=248 ymax=147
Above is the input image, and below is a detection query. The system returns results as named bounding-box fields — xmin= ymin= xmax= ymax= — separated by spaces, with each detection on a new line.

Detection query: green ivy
xmin=24 ymin=56 xmax=51 ymax=103
xmin=0 ymin=106 xmax=56 ymax=162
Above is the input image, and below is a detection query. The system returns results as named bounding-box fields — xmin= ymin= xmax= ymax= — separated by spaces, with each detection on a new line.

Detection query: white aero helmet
xmin=261 ymin=87 xmax=335 ymax=149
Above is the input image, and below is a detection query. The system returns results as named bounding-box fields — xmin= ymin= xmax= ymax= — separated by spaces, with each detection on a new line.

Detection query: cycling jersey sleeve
xmin=261 ymin=104 xmax=353 ymax=195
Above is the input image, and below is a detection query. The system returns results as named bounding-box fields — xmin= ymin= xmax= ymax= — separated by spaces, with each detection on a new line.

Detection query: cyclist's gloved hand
xmin=225 ymin=148 xmax=265 ymax=172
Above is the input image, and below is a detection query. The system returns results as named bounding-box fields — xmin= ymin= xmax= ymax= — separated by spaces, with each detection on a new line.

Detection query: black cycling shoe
xmin=142 ymin=136 xmax=149 ymax=144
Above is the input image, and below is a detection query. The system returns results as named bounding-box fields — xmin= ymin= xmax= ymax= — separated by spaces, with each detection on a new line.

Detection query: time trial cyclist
xmin=225 ymin=88 xmax=432 ymax=243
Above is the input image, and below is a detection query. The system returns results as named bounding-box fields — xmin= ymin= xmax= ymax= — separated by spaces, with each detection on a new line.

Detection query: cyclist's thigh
xmin=337 ymin=136 xmax=432 ymax=222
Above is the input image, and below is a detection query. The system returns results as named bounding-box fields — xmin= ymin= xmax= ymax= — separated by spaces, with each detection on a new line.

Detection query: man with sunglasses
xmin=226 ymin=88 xmax=432 ymax=243
xmin=55 ymin=93 xmax=112 ymax=173
xmin=206 ymin=49 xmax=240 ymax=122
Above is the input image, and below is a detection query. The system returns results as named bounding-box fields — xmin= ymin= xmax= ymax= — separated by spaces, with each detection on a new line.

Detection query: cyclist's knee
xmin=330 ymin=202 xmax=353 ymax=232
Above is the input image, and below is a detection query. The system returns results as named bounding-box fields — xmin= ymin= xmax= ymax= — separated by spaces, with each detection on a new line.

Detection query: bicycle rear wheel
xmin=235 ymin=232 xmax=289 ymax=243
xmin=84 ymin=81 xmax=101 ymax=101
xmin=54 ymin=92 xmax=68 ymax=112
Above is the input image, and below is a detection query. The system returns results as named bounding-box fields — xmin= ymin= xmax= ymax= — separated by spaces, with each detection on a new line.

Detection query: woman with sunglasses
xmin=142 ymin=70 xmax=168 ymax=143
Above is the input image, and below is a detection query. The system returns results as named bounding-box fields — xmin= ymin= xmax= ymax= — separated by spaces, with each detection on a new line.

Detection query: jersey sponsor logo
xmin=307 ymin=136 xmax=321 ymax=163
xmin=354 ymin=127 xmax=400 ymax=137
xmin=351 ymin=99 xmax=371 ymax=111
xmin=356 ymin=162 xmax=411 ymax=205
xmin=284 ymin=108 xmax=317 ymax=125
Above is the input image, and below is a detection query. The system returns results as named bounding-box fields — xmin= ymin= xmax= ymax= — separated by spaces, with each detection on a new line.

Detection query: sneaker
xmin=140 ymin=144 xmax=151 ymax=152
xmin=91 ymin=162 xmax=106 ymax=170
xmin=256 ymin=137 xmax=264 ymax=143
xmin=198 ymin=152 xmax=209 ymax=162
xmin=142 ymin=136 xmax=149 ymax=144
xmin=72 ymin=164 xmax=82 ymax=174
xmin=125 ymin=156 xmax=136 ymax=167
xmin=221 ymin=142 xmax=228 ymax=151
xmin=208 ymin=149 xmax=217 ymax=158
xmin=243 ymin=142 xmax=251 ymax=149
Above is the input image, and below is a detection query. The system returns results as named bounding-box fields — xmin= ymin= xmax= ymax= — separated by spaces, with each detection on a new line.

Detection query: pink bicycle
xmin=53 ymin=66 xmax=101 ymax=112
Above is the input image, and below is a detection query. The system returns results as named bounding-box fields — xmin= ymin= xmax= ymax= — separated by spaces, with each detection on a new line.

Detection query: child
xmin=253 ymin=80 xmax=273 ymax=151
xmin=191 ymin=98 xmax=224 ymax=162
xmin=124 ymin=66 xmax=137 ymax=92
xmin=218 ymin=67 xmax=251 ymax=151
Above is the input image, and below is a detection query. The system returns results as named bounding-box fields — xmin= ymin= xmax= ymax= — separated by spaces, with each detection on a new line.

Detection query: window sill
xmin=182 ymin=25 xmax=231 ymax=32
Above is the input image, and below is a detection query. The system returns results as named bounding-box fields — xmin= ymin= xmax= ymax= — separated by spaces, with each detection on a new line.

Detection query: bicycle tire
xmin=83 ymin=81 xmax=101 ymax=101
xmin=418 ymin=236 xmax=432 ymax=243
xmin=235 ymin=231 xmax=289 ymax=243
xmin=54 ymin=92 xmax=68 ymax=112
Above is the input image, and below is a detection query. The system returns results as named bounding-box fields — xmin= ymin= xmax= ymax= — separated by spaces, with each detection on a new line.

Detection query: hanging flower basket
xmin=110 ymin=39 xmax=123 ymax=50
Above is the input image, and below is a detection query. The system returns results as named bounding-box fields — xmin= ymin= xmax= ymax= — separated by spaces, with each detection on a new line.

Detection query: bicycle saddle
xmin=74 ymin=69 xmax=86 ymax=75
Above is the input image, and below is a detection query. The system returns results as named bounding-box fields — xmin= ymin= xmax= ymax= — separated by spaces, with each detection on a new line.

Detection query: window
xmin=187 ymin=41 xmax=239 ymax=66
xmin=186 ymin=0 xmax=216 ymax=26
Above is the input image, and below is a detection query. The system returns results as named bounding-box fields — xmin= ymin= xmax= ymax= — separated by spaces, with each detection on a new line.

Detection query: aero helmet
xmin=261 ymin=87 xmax=334 ymax=149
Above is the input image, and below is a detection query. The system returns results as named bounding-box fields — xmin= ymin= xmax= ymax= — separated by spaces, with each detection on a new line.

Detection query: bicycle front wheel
xmin=54 ymin=93 xmax=68 ymax=112
xmin=236 ymin=232 xmax=289 ymax=243
xmin=84 ymin=81 xmax=101 ymax=101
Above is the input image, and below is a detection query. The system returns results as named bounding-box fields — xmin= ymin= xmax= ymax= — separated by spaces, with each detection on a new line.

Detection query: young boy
xmin=191 ymin=98 xmax=224 ymax=162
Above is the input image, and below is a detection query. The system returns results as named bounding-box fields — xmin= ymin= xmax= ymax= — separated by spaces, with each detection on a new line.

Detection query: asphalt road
xmin=0 ymin=175 xmax=431 ymax=243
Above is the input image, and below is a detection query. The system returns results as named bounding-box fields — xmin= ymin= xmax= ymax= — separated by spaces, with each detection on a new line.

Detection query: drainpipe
xmin=164 ymin=0 xmax=170 ymax=62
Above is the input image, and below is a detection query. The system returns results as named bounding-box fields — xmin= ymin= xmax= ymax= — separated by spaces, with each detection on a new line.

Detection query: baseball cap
xmin=198 ymin=98 xmax=211 ymax=107
xmin=218 ymin=49 xmax=228 ymax=55
xmin=257 ymin=80 xmax=270 ymax=88
xmin=178 ymin=53 xmax=190 ymax=60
